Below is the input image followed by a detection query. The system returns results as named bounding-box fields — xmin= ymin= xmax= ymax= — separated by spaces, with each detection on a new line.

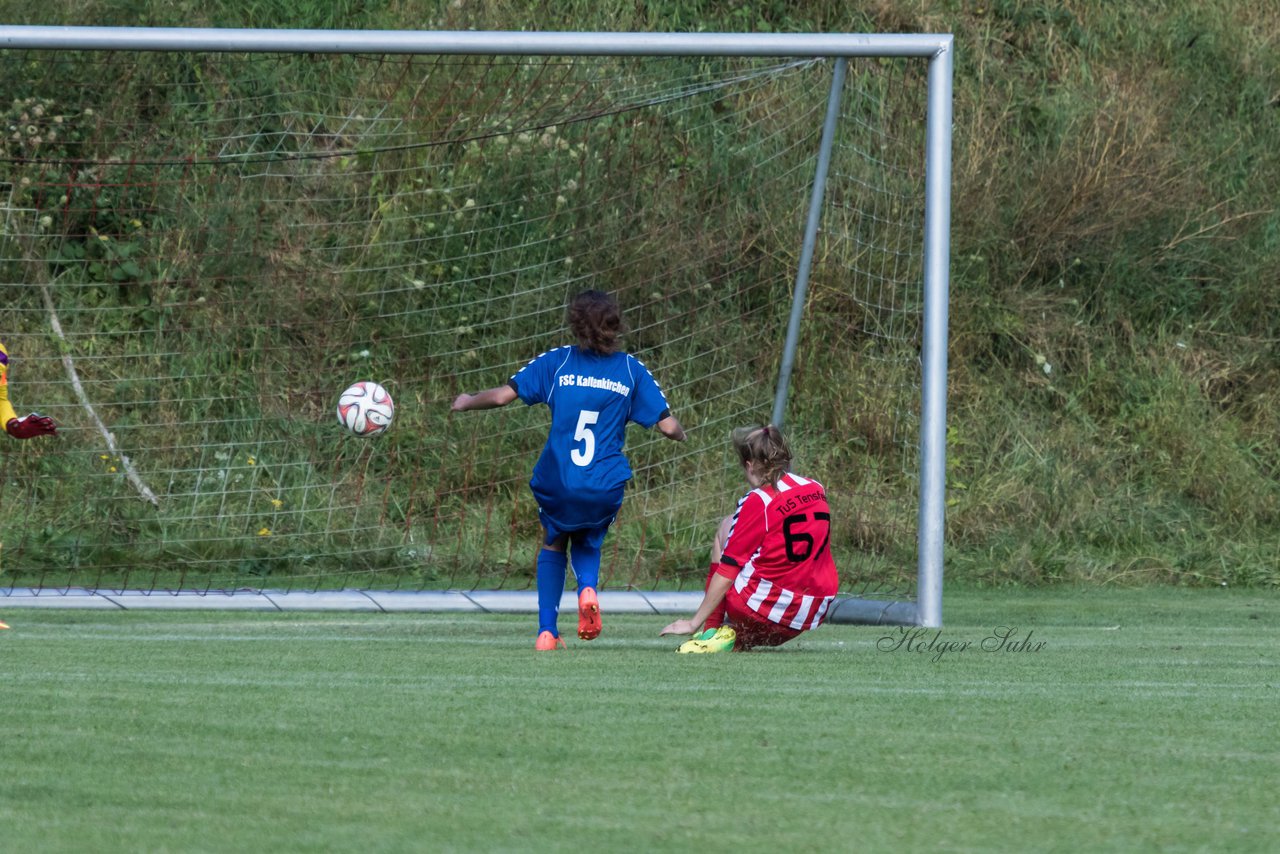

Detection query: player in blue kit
xmin=451 ymin=290 xmax=686 ymax=650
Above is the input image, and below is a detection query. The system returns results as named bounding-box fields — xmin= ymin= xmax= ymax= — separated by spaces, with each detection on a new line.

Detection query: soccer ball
xmin=337 ymin=381 xmax=394 ymax=437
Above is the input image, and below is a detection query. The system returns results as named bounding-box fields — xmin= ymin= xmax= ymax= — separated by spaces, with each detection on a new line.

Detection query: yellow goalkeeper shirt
xmin=0 ymin=340 xmax=17 ymax=425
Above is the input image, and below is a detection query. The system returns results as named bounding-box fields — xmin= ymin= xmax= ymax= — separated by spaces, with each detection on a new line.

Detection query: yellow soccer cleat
xmin=676 ymin=626 xmax=736 ymax=654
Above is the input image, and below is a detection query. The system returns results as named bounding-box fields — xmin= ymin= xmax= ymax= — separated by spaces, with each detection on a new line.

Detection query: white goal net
xmin=0 ymin=30 xmax=950 ymax=623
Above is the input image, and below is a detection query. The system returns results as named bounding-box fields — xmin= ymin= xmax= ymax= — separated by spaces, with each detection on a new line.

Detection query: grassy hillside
xmin=1 ymin=1 xmax=1276 ymax=587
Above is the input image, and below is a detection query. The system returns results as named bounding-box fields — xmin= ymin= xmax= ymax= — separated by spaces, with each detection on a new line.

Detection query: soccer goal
xmin=0 ymin=28 xmax=951 ymax=627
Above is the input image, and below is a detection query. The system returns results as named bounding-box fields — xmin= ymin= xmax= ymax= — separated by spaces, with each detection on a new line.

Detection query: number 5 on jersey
xmin=571 ymin=409 xmax=600 ymax=466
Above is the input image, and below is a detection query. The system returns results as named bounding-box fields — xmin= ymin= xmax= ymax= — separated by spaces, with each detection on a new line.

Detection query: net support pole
xmin=915 ymin=40 xmax=954 ymax=628
xmin=771 ymin=56 xmax=847 ymax=430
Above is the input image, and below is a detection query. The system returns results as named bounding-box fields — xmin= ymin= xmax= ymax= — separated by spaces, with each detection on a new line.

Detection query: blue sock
xmin=569 ymin=535 xmax=601 ymax=593
xmin=536 ymin=548 xmax=568 ymax=636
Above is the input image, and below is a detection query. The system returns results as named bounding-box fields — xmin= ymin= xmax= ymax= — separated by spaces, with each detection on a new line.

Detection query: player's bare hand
xmin=660 ymin=618 xmax=698 ymax=636
xmin=450 ymin=393 xmax=473 ymax=412
xmin=5 ymin=412 xmax=57 ymax=439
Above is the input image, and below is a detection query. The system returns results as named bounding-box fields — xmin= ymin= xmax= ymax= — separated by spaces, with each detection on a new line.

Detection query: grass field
xmin=2 ymin=586 xmax=1276 ymax=853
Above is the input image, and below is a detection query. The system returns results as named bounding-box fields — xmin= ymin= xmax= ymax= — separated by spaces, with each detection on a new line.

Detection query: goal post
xmin=0 ymin=27 xmax=952 ymax=627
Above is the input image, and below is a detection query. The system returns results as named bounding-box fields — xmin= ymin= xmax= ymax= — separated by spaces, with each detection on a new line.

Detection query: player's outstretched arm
xmin=660 ymin=572 xmax=732 ymax=636
xmin=656 ymin=414 xmax=686 ymax=442
xmin=451 ymin=384 xmax=518 ymax=412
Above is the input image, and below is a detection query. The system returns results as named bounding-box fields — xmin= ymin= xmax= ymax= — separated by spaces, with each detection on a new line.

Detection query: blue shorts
xmin=540 ymin=512 xmax=612 ymax=550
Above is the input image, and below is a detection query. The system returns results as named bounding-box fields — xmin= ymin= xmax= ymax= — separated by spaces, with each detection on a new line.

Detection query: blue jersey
xmin=510 ymin=346 xmax=671 ymax=532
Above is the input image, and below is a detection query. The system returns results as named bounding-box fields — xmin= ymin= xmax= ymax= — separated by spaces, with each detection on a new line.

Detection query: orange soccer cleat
xmin=577 ymin=587 xmax=601 ymax=640
xmin=535 ymin=630 xmax=566 ymax=651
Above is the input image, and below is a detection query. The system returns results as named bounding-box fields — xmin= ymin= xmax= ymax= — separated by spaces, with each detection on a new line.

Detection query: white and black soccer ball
xmin=336 ymin=381 xmax=394 ymax=437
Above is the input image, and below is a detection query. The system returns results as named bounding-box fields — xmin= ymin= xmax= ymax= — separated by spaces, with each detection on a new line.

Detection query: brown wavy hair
xmin=731 ymin=423 xmax=792 ymax=487
xmin=567 ymin=289 xmax=624 ymax=355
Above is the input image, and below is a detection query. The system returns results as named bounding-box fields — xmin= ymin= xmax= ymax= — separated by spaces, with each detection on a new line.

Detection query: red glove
xmin=5 ymin=412 xmax=58 ymax=439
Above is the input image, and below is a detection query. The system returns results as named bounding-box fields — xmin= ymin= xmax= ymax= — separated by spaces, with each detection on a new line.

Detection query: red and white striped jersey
xmin=716 ymin=472 xmax=839 ymax=630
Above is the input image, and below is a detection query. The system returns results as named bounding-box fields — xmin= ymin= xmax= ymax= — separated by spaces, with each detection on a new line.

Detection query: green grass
xmin=2 ymin=586 xmax=1276 ymax=852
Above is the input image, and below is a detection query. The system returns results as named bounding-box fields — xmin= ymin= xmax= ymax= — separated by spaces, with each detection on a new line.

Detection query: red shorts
xmin=723 ymin=591 xmax=804 ymax=650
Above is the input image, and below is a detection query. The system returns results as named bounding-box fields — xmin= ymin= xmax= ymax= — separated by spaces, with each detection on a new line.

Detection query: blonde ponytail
xmin=730 ymin=423 xmax=791 ymax=486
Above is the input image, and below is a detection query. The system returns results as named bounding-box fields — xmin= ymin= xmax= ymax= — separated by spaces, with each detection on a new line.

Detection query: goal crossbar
xmin=1 ymin=26 xmax=951 ymax=58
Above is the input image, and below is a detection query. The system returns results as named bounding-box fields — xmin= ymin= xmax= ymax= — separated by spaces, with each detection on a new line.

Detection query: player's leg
xmin=701 ymin=515 xmax=735 ymax=632
xmin=679 ymin=589 xmax=802 ymax=654
xmin=676 ymin=517 xmax=738 ymax=652
xmin=569 ymin=526 xmax=607 ymax=640
xmin=711 ymin=515 xmax=733 ymax=563
xmin=535 ymin=523 xmax=570 ymax=650
xmin=724 ymin=594 xmax=803 ymax=650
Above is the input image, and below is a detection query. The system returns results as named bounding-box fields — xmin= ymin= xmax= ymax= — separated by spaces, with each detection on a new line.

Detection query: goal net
xmin=0 ymin=30 xmax=950 ymax=623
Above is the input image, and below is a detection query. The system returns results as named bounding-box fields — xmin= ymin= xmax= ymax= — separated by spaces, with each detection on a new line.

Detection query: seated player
xmin=660 ymin=424 xmax=838 ymax=652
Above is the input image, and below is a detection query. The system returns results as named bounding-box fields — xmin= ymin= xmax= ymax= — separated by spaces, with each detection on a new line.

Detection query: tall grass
xmin=1 ymin=1 xmax=1277 ymax=587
